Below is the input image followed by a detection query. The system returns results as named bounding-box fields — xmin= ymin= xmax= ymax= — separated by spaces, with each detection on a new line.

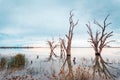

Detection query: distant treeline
xmin=0 ymin=47 xmax=41 ymax=49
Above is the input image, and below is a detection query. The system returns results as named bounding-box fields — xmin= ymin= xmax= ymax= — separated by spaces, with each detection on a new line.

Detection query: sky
xmin=0 ymin=0 xmax=120 ymax=47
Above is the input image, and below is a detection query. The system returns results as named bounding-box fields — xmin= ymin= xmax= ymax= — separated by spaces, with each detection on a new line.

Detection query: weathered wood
xmin=87 ymin=15 xmax=116 ymax=80
xmin=63 ymin=10 xmax=79 ymax=56
xmin=87 ymin=14 xmax=113 ymax=54
xmin=47 ymin=39 xmax=58 ymax=61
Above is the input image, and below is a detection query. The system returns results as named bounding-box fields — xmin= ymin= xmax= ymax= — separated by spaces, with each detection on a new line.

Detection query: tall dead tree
xmin=63 ymin=10 xmax=79 ymax=56
xmin=58 ymin=10 xmax=78 ymax=78
xmin=86 ymin=15 xmax=117 ymax=80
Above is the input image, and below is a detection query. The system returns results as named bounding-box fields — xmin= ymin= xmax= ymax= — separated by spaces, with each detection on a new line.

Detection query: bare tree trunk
xmin=87 ymin=15 xmax=116 ymax=80
xmin=66 ymin=56 xmax=74 ymax=80
xmin=62 ymin=10 xmax=78 ymax=56
xmin=86 ymin=14 xmax=113 ymax=55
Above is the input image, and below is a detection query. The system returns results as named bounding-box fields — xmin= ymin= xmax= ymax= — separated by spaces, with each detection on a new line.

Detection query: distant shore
xmin=0 ymin=47 xmax=40 ymax=49
xmin=0 ymin=46 xmax=120 ymax=49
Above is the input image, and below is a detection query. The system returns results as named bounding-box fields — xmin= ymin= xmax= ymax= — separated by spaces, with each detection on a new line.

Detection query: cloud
xmin=0 ymin=0 xmax=120 ymax=47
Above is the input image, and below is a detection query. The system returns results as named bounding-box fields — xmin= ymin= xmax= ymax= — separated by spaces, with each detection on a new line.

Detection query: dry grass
xmin=8 ymin=54 xmax=26 ymax=69
xmin=0 ymin=55 xmax=119 ymax=80
xmin=0 ymin=57 xmax=7 ymax=70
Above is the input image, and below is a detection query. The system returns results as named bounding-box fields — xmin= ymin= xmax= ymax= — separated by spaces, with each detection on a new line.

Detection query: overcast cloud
xmin=0 ymin=0 xmax=120 ymax=47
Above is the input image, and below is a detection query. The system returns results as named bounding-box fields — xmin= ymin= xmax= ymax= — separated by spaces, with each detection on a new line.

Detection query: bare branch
xmin=64 ymin=10 xmax=78 ymax=56
xmin=103 ymin=40 xmax=115 ymax=47
xmin=87 ymin=14 xmax=114 ymax=54
xmin=104 ymin=14 xmax=110 ymax=26
xmin=106 ymin=22 xmax=112 ymax=27
xmin=94 ymin=20 xmax=103 ymax=29
xmin=86 ymin=23 xmax=94 ymax=43
xmin=65 ymin=34 xmax=69 ymax=39
xmin=74 ymin=19 xmax=79 ymax=26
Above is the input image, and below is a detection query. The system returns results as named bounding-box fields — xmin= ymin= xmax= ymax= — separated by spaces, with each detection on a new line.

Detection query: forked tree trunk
xmin=87 ymin=15 xmax=116 ymax=80
xmin=62 ymin=10 xmax=78 ymax=56
xmin=86 ymin=14 xmax=113 ymax=55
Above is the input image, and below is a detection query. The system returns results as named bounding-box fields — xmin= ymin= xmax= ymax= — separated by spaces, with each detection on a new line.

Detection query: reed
xmin=0 ymin=57 xmax=7 ymax=69
xmin=8 ymin=54 xmax=25 ymax=69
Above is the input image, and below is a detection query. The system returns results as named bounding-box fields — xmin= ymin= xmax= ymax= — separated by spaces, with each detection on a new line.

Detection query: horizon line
xmin=0 ymin=46 xmax=120 ymax=49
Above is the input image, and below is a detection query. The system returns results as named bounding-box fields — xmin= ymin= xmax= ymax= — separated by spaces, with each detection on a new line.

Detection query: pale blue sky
xmin=0 ymin=0 xmax=120 ymax=47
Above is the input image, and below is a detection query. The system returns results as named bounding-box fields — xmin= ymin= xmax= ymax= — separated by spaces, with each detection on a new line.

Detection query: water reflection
xmin=46 ymin=50 xmax=58 ymax=61
xmin=92 ymin=53 xmax=118 ymax=80
xmin=46 ymin=52 xmax=120 ymax=80
xmin=0 ymin=48 xmax=120 ymax=80
xmin=59 ymin=56 xmax=74 ymax=80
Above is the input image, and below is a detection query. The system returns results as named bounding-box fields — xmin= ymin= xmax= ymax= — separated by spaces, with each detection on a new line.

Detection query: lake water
xmin=0 ymin=48 xmax=120 ymax=60
xmin=0 ymin=48 xmax=120 ymax=80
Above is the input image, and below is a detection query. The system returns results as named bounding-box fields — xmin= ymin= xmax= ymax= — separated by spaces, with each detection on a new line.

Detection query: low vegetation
xmin=8 ymin=54 xmax=25 ymax=69
xmin=0 ymin=57 xmax=7 ymax=69
xmin=0 ymin=54 xmax=26 ymax=70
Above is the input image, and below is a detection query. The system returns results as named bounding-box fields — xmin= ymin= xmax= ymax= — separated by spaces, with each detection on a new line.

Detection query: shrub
xmin=0 ymin=57 xmax=7 ymax=69
xmin=8 ymin=54 xmax=25 ymax=69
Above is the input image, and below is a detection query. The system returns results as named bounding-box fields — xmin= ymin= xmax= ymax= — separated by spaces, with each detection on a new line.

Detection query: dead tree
xmin=62 ymin=10 xmax=79 ymax=56
xmin=86 ymin=14 xmax=114 ymax=56
xmin=86 ymin=15 xmax=117 ymax=80
xmin=58 ymin=11 xmax=78 ymax=79
xmin=47 ymin=40 xmax=58 ymax=61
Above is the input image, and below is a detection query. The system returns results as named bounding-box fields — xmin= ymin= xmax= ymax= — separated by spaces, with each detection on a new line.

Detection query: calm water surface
xmin=0 ymin=48 xmax=120 ymax=60
xmin=0 ymin=48 xmax=120 ymax=69
xmin=0 ymin=48 xmax=120 ymax=80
